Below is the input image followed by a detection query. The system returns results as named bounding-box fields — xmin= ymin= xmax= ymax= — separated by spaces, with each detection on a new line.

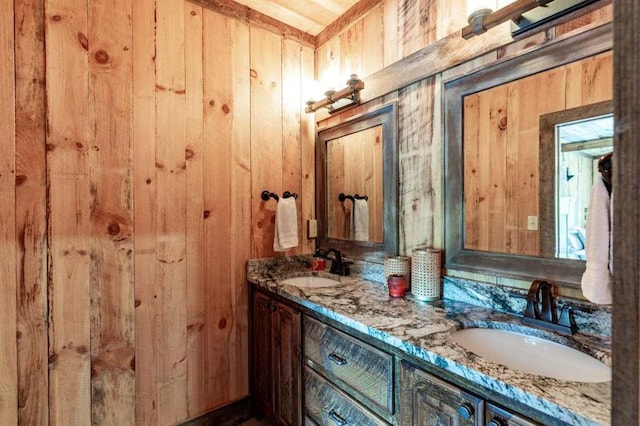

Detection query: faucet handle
xmin=557 ymin=305 xmax=576 ymax=333
xmin=341 ymin=261 xmax=353 ymax=276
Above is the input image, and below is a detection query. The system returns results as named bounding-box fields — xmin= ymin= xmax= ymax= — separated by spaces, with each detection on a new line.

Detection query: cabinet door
xmin=399 ymin=360 xmax=483 ymax=426
xmin=253 ymin=291 xmax=275 ymax=419
xmin=275 ymin=302 xmax=302 ymax=426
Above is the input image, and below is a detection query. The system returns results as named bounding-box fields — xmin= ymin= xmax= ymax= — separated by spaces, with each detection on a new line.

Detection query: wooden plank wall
xmin=1 ymin=0 xmax=614 ymax=424
xmin=315 ymin=0 xmax=613 ymax=256
xmin=2 ymin=0 xmax=313 ymax=424
xmin=0 ymin=0 xmax=18 ymax=424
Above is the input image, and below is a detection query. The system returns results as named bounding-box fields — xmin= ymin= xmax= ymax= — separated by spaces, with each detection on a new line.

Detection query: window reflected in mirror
xmin=554 ymin=113 xmax=613 ymax=260
xmin=326 ymin=125 xmax=383 ymax=243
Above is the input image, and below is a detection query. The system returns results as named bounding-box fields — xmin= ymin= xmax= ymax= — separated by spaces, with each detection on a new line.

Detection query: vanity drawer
xmin=486 ymin=402 xmax=541 ymax=426
xmin=303 ymin=316 xmax=394 ymax=415
xmin=304 ymin=367 xmax=388 ymax=426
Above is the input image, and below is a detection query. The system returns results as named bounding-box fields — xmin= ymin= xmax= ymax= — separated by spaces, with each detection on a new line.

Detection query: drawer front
xmin=486 ymin=403 xmax=541 ymax=426
xmin=303 ymin=317 xmax=394 ymax=415
xmin=304 ymin=367 xmax=388 ymax=426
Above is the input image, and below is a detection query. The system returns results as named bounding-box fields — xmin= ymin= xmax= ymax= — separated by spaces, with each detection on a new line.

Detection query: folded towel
xmin=581 ymin=176 xmax=612 ymax=304
xmin=273 ymin=197 xmax=298 ymax=252
xmin=352 ymin=198 xmax=369 ymax=241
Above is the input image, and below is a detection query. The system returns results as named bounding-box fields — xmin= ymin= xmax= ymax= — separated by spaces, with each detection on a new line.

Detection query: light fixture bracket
xmin=462 ymin=0 xmax=601 ymax=39
xmin=510 ymin=0 xmax=599 ymax=36
xmin=306 ymin=75 xmax=364 ymax=114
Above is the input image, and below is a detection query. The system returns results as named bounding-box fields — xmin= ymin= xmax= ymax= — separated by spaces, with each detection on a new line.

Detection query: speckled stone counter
xmin=247 ymin=256 xmax=611 ymax=426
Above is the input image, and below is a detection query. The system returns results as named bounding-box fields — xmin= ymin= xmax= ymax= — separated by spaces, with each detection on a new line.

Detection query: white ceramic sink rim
xmin=451 ymin=328 xmax=611 ymax=383
xmin=281 ymin=276 xmax=342 ymax=289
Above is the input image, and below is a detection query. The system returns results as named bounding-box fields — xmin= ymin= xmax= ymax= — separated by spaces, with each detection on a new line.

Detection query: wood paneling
xmin=45 ymin=0 xmax=93 ymax=424
xmin=3 ymin=0 xmax=313 ymax=424
xmin=88 ymin=0 xmax=136 ymax=423
xmin=202 ymin=9 xmax=251 ymax=407
xmin=251 ymin=27 xmax=284 ymax=258
xmin=301 ymin=45 xmax=316 ymax=253
xmin=185 ymin=2 xmax=207 ymax=417
xmin=133 ymin=0 xmax=158 ymax=422
xmin=0 ymin=0 xmax=18 ymax=423
xmin=397 ymin=78 xmax=440 ymax=252
xmin=156 ymin=0 xmax=189 ymax=422
xmin=14 ymin=0 xmax=48 ymax=424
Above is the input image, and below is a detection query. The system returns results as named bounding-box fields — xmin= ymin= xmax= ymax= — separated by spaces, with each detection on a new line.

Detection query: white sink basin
xmin=281 ymin=276 xmax=342 ymax=289
xmin=451 ymin=328 xmax=611 ymax=383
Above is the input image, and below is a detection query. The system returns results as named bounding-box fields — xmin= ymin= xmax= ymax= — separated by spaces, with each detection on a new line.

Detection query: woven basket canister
xmin=411 ymin=247 xmax=442 ymax=301
xmin=384 ymin=256 xmax=411 ymax=280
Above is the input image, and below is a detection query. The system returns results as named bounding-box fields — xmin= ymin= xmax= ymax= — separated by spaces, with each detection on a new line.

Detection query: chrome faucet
xmin=522 ymin=280 xmax=576 ymax=335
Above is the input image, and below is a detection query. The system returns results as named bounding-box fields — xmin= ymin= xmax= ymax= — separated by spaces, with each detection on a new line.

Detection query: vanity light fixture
xmin=305 ymin=74 xmax=364 ymax=114
xmin=463 ymin=0 xmax=600 ymax=39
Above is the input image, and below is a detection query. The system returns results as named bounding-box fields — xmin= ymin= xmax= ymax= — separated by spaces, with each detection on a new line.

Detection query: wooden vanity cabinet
xmin=251 ymin=286 xmax=544 ymax=426
xmin=252 ymin=290 xmax=302 ymax=425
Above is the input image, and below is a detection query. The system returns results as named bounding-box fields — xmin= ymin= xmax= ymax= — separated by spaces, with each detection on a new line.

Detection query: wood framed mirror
xmin=444 ymin=25 xmax=612 ymax=288
xmin=316 ymin=102 xmax=398 ymax=262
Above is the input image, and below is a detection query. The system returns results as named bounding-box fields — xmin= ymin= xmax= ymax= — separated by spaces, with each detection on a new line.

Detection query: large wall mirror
xmin=316 ymin=102 xmax=398 ymax=261
xmin=444 ymin=25 xmax=612 ymax=288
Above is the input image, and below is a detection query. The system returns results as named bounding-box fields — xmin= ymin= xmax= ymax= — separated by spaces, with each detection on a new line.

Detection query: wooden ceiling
xmin=231 ymin=0 xmax=360 ymax=35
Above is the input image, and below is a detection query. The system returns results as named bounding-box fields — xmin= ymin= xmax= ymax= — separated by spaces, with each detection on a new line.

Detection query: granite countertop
xmin=247 ymin=256 xmax=611 ymax=426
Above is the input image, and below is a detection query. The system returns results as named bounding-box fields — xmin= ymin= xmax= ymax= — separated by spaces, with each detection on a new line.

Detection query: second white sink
xmin=451 ymin=328 xmax=611 ymax=383
xmin=281 ymin=276 xmax=342 ymax=289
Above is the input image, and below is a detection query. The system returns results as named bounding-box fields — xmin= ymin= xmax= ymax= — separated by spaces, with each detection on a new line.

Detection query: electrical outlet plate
xmin=527 ymin=216 xmax=539 ymax=231
xmin=308 ymin=219 xmax=318 ymax=239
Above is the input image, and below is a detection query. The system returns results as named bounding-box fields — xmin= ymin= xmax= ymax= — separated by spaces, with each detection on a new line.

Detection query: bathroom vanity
xmin=247 ymin=257 xmax=611 ymax=426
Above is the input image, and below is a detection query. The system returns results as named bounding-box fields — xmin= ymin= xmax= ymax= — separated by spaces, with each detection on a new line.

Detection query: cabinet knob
xmin=488 ymin=419 xmax=506 ymax=426
xmin=328 ymin=352 xmax=348 ymax=366
xmin=328 ymin=409 xmax=348 ymax=425
xmin=457 ymin=403 xmax=474 ymax=419
xmin=270 ymin=304 xmax=278 ymax=312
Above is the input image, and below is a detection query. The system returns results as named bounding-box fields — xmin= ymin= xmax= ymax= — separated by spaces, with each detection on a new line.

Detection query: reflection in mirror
xmin=444 ymin=25 xmax=612 ymax=287
xmin=555 ymin=114 xmax=613 ymax=259
xmin=316 ymin=102 xmax=398 ymax=262
xmin=326 ymin=125 xmax=383 ymax=243
xmin=539 ymin=101 xmax=613 ymax=259
xmin=462 ymin=52 xmax=612 ymax=258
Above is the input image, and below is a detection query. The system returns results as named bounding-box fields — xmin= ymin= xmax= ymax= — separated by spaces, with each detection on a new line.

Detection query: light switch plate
xmin=527 ymin=216 xmax=539 ymax=231
xmin=308 ymin=219 xmax=318 ymax=239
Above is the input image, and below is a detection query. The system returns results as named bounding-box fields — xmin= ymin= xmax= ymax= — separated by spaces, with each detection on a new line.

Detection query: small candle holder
xmin=387 ymin=274 xmax=408 ymax=298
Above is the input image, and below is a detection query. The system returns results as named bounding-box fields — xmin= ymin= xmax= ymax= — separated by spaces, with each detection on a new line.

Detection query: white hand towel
xmin=352 ymin=198 xmax=369 ymax=241
xmin=581 ymin=176 xmax=612 ymax=304
xmin=273 ymin=197 xmax=298 ymax=252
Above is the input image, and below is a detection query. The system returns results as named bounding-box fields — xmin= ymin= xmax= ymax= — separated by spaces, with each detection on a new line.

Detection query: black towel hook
xmin=338 ymin=192 xmax=368 ymax=202
xmin=261 ymin=190 xmax=299 ymax=202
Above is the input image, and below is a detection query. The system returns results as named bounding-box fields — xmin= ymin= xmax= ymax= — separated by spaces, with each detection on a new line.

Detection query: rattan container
xmin=411 ymin=247 xmax=442 ymax=301
xmin=383 ymin=256 xmax=411 ymax=280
